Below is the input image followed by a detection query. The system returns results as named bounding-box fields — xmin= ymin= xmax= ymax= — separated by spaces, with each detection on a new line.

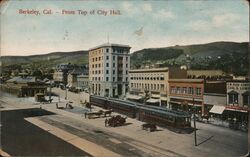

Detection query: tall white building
xmin=89 ymin=43 xmax=131 ymax=98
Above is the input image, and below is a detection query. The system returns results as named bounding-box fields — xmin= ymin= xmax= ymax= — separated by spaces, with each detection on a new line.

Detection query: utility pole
xmin=49 ymin=80 xmax=52 ymax=102
xmin=65 ymin=86 xmax=67 ymax=100
xmin=193 ymin=88 xmax=197 ymax=146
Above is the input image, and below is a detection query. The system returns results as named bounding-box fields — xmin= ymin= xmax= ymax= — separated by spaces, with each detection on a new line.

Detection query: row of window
xmin=170 ymin=86 xmax=202 ymax=95
xmin=91 ymin=70 xmax=128 ymax=75
xmin=91 ymin=63 xmax=129 ymax=68
xmin=131 ymin=83 xmax=165 ymax=91
xmin=130 ymin=76 xmax=164 ymax=81
xmin=227 ymin=87 xmax=250 ymax=90
xmin=91 ymin=77 xmax=128 ymax=82
xmin=91 ymin=56 xmax=129 ymax=63
xmin=228 ymin=94 xmax=250 ymax=106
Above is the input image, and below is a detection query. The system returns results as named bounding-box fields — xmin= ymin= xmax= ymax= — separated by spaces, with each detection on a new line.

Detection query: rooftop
xmin=89 ymin=43 xmax=131 ymax=51
xmin=169 ymin=79 xmax=204 ymax=83
xmin=129 ymin=68 xmax=169 ymax=73
xmin=6 ymin=76 xmax=37 ymax=83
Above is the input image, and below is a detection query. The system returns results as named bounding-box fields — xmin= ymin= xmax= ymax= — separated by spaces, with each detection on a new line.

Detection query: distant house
xmin=1 ymin=76 xmax=47 ymax=97
xmin=53 ymin=63 xmax=88 ymax=87
xmin=187 ymin=70 xmax=231 ymax=80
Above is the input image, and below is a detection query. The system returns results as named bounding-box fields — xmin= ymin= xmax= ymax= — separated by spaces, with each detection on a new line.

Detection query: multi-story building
xmin=128 ymin=67 xmax=187 ymax=105
xmin=53 ymin=63 xmax=88 ymax=87
xmin=226 ymin=80 xmax=250 ymax=111
xmin=168 ymin=79 xmax=204 ymax=114
xmin=89 ymin=43 xmax=130 ymax=98
xmin=77 ymin=74 xmax=89 ymax=91
xmin=204 ymin=81 xmax=227 ymax=115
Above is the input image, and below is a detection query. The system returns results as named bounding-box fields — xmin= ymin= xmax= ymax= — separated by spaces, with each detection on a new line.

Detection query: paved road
xmin=0 ymin=90 xmax=248 ymax=157
xmin=38 ymin=114 xmax=185 ymax=157
xmin=1 ymin=108 xmax=92 ymax=157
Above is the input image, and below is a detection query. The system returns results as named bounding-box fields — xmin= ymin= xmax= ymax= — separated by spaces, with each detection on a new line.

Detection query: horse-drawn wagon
xmin=107 ymin=115 xmax=127 ymax=127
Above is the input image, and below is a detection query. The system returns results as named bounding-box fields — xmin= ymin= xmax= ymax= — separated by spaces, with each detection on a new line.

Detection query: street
xmin=0 ymin=89 xmax=248 ymax=157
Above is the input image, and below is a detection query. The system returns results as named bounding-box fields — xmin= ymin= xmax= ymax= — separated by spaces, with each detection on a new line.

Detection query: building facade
xmin=226 ymin=81 xmax=250 ymax=111
xmin=204 ymin=81 xmax=227 ymax=115
xmin=128 ymin=67 xmax=187 ymax=105
xmin=53 ymin=63 xmax=88 ymax=87
xmin=1 ymin=76 xmax=47 ymax=97
xmin=89 ymin=43 xmax=130 ymax=98
xmin=77 ymin=74 xmax=89 ymax=91
xmin=168 ymin=79 xmax=204 ymax=114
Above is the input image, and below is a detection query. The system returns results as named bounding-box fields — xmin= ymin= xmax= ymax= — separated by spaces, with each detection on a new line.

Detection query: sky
xmin=0 ymin=0 xmax=249 ymax=56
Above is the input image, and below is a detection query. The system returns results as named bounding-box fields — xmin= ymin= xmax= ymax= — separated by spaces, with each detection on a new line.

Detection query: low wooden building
xmin=1 ymin=76 xmax=47 ymax=97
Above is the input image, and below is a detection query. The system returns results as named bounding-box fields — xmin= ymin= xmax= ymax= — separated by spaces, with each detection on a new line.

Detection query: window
xmin=113 ymin=70 xmax=115 ymax=74
xmin=188 ymin=87 xmax=193 ymax=94
xmin=243 ymin=94 xmax=250 ymax=106
xmin=126 ymin=64 xmax=128 ymax=68
xmin=113 ymin=56 xmax=115 ymax=60
xmin=126 ymin=57 xmax=128 ymax=61
xmin=177 ymin=87 xmax=180 ymax=94
xmin=160 ymin=77 xmax=164 ymax=80
xmin=95 ymin=58 xmax=98 ymax=61
xmin=113 ymin=63 xmax=115 ymax=67
xmin=106 ymin=48 xmax=109 ymax=53
xmin=228 ymin=93 xmax=238 ymax=105
xmin=171 ymin=86 xmax=176 ymax=94
xmin=92 ymin=58 xmax=94 ymax=62
xmin=106 ymin=56 xmax=109 ymax=60
xmin=160 ymin=84 xmax=164 ymax=90
xmin=113 ymin=77 xmax=115 ymax=82
xmin=99 ymin=57 xmax=101 ymax=61
xmin=106 ymin=70 xmax=109 ymax=74
xmin=183 ymin=87 xmax=187 ymax=94
xmin=106 ymin=77 xmax=109 ymax=81
xmin=196 ymin=88 xmax=201 ymax=95
xmin=126 ymin=77 xmax=128 ymax=82
xmin=106 ymin=63 xmax=109 ymax=67
xmin=126 ymin=70 xmax=128 ymax=74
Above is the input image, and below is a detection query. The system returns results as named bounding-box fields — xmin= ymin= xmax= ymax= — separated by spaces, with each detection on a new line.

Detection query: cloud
xmin=188 ymin=13 xmax=241 ymax=31
xmin=212 ymin=13 xmax=240 ymax=27
xmin=122 ymin=1 xmax=134 ymax=13
xmin=157 ymin=9 xmax=175 ymax=19
xmin=143 ymin=3 xmax=152 ymax=12
xmin=187 ymin=20 xmax=210 ymax=31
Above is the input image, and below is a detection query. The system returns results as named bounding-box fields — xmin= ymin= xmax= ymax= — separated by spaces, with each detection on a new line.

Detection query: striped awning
xmin=209 ymin=106 xmax=225 ymax=114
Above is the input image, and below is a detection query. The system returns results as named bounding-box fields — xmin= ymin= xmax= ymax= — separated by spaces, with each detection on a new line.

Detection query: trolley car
xmin=90 ymin=95 xmax=137 ymax=118
xmin=90 ymin=95 xmax=191 ymax=129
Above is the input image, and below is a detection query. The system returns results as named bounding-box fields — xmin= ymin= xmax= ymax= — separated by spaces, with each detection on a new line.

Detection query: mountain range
xmin=1 ymin=41 xmax=248 ymax=75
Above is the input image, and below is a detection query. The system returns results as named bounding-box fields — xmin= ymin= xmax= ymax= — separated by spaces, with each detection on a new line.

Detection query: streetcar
xmin=90 ymin=95 xmax=191 ymax=129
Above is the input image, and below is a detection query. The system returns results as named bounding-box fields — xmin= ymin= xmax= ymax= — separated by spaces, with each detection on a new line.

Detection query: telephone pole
xmin=193 ymin=89 xmax=197 ymax=146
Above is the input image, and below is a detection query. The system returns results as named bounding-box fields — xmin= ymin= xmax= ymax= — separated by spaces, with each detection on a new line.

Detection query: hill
xmin=1 ymin=41 xmax=248 ymax=76
xmin=131 ymin=41 xmax=248 ymax=75
xmin=1 ymin=50 xmax=88 ymax=67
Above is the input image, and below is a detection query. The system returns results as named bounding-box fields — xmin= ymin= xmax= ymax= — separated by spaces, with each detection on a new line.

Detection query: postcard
xmin=0 ymin=0 xmax=249 ymax=157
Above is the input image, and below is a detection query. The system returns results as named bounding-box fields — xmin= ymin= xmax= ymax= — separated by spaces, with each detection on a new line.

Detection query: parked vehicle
xmin=142 ymin=123 xmax=157 ymax=132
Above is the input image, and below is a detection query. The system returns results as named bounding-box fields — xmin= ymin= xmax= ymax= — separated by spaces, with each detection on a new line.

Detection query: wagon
xmin=142 ymin=123 xmax=157 ymax=132
xmin=107 ymin=115 xmax=126 ymax=127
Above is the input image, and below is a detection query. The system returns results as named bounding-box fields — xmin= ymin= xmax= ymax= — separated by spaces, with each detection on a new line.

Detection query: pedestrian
xmin=84 ymin=112 xmax=87 ymax=119
xmin=56 ymin=103 xmax=58 ymax=109
xmin=105 ymin=118 xmax=108 ymax=127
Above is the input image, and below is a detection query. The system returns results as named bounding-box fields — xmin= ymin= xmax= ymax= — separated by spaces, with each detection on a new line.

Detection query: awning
xmin=151 ymin=94 xmax=160 ymax=98
xmin=209 ymin=106 xmax=225 ymax=114
xmin=146 ymin=98 xmax=160 ymax=103
xmin=127 ymin=94 xmax=143 ymax=100
xmin=161 ymin=97 xmax=168 ymax=101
